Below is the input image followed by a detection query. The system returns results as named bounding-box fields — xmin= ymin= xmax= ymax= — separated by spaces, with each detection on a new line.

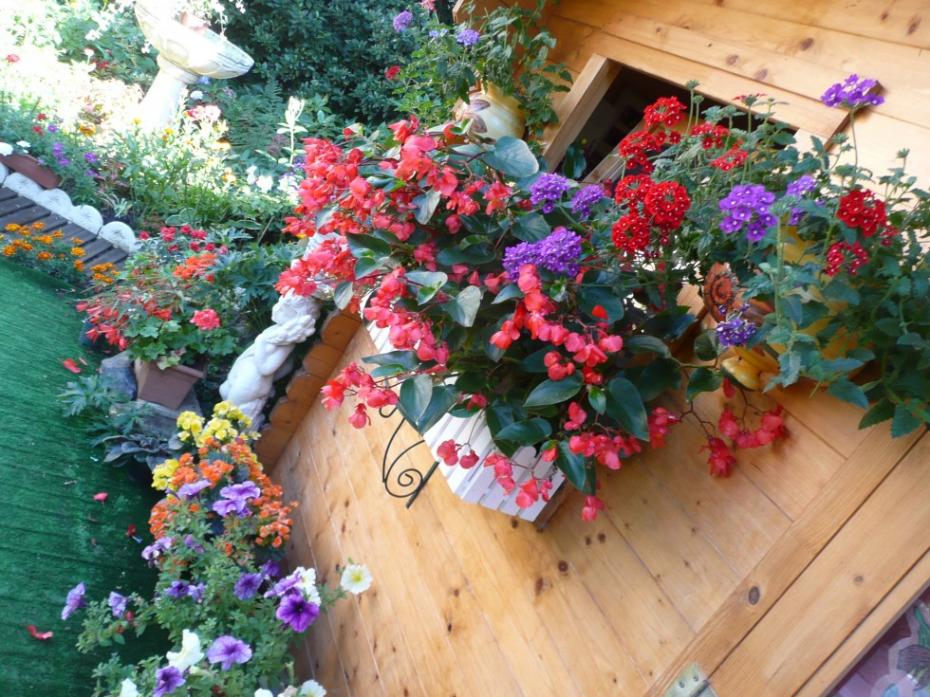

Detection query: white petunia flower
xmin=0 ymin=142 xmax=12 ymax=156
xmin=118 ymin=679 xmax=139 ymax=697
xmin=166 ymin=629 xmax=204 ymax=672
xmin=254 ymin=690 xmax=274 ymax=697
xmin=299 ymin=679 xmax=327 ymax=697
xmin=256 ymin=175 xmax=274 ymax=193
xmin=340 ymin=563 xmax=372 ymax=595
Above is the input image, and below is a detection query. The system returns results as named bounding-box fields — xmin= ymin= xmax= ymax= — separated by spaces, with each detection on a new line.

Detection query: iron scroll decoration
xmin=378 ymin=406 xmax=440 ymax=507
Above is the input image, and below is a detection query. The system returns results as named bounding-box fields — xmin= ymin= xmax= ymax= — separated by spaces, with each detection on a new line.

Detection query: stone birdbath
xmin=133 ymin=0 xmax=253 ymax=130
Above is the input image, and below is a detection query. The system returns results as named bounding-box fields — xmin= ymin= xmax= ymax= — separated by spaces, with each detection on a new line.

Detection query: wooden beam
xmin=542 ymin=53 xmax=620 ymax=169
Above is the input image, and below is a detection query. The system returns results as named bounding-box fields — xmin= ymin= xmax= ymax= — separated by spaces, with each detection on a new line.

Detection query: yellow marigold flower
xmin=31 ymin=221 xmax=45 ymax=230
xmin=152 ymin=459 xmax=180 ymax=490
xmin=36 ymin=235 xmax=53 ymax=245
xmin=132 ymin=117 xmax=142 ymax=126
xmin=71 ymin=246 xmax=86 ymax=257
xmin=36 ymin=251 xmax=52 ymax=261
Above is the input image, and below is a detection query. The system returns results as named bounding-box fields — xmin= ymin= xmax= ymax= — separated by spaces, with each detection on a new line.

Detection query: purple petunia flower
xmin=83 ymin=151 xmax=98 ymax=165
xmin=235 ymin=572 xmax=263 ymax=600
xmin=154 ymin=666 xmax=185 ymax=697
xmin=456 ymin=27 xmax=480 ymax=47
xmin=276 ymin=593 xmax=320 ymax=633
xmin=719 ymin=184 xmax=777 ymax=242
xmin=261 ymin=559 xmax=281 ymax=579
xmin=108 ymin=591 xmax=128 ymax=618
xmin=570 ymin=184 xmax=604 ymax=218
xmin=178 ymin=479 xmax=211 ymax=499
xmin=212 ymin=481 xmax=260 ymax=517
xmin=529 ymin=173 xmax=570 ymax=214
xmin=142 ymin=537 xmax=173 ymax=563
xmin=61 ymin=582 xmax=86 ymax=620
xmin=264 ymin=569 xmax=301 ymax=599
xmin=47 ymin=123 xmax=59 ymax=133
xmin=393 ymin=9 xmax=413 ymax=32
xmin=503 ymin=226 xmax=583 ymax=278
xmin=183 ymin=534 xmax=205 ymax=554
xmin=821 ymin=74 xmax=884 ymax=109
xmin=207 ymin=635 xmax=253 ymax=670
xmin=188 ymin=582 xmax=206 ymax=603
xmin=164 ymin=580 xmax=190 ymax=599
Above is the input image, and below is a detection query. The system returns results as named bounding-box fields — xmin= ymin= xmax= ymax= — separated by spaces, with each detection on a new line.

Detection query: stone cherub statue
xmin=220 ymin=291 xmax=321 ymax=425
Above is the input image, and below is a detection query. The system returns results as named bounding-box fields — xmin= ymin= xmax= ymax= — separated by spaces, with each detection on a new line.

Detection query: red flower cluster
xmin=824 ymin=240 xmax=870 ymax=276
xmin=611 ymin=176 xmax=691 ymax=255
xmin=321 ymin=362 xmax=399 ymax=428
xmin=643 ymin=96 xmax=686 ymax=129
xmin=705 ymin=403 xmax=788 ymax=477
xmin=837 ymin=188 xmax=887 ymax=236
xmin=710 ymin=146 xmax=748 ymax=171
xmin=690 ymin=122 xmax=730 ymax=149
xmin=152 ymin=225 xmax=214 ymax=254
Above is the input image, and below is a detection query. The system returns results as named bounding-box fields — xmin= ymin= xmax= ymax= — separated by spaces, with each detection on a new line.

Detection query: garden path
xmin=0 ymin=260 xmax=160 ymax=695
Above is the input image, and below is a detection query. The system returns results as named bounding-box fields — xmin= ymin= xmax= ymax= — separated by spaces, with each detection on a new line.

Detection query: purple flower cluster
xmin=163 ymin=579 xmax=204 ymax=601
xmin=234 ymin=572 xmax=263 ymax=600
xmin=108 ymin=591 xmax=128 ymax=618
xmin=212 ymin=481 xmax=260 ymax=517
xmin=183 ymin=534 xmax=205 ymax=554
xmin=428 ymin=28 xmax=448 ymax=38
xmin=456 ymin=27 xmax=480 ymax=47
xmin=154 ymin=666 xmax=185 ymax=697
xmin=529 ymin=173 xmax=570 ymax=214
xmin=51 ymin=141 xmax=70 ymax=167
xmin=821 ymin=74 xmax=884 ymax=109
xmin=719 ymin=184 xmax=777 ymax=242
xmin=207 ymin=635 xmax=253 ymax=671
xmin=503 ymin=226 xmax=583 ymax=278
xmin=785 ymin=175 xmax=816 ymax=225
xmin=715 ymin=308 xmax=757 ymax=348
xmin=393 ymin=9 xmax=413 ymax=32
xmin=61 ymin=582 xmax=86 ymax=620
xmin=142 ymin=536 xmax=173 ymax=564
xmin=570 ymin=184 xmax=604 ymax=218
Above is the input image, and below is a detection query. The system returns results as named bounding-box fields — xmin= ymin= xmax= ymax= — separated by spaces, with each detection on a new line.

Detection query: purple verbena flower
xmin=276 ymin=592 xmax=320 ymax=632
xmin=570 ymin=184 xmax=604 ymax=219
xmin=719 ymin=184 xmax=777 ymax=242
xmin=715 ymin=309 xmax=757 ymax=348
xmin=108 ymin=591 xmax=128 ymax=618
xmin=51 ymin=142 xmax=64 ymax=156
xmin=428 ymin=28 xmax=448 ymax=38
xmin=529 ymin=173 xmax=570 ymax=214
xmin=821 ymin=74 xmax=884 ymax=109
xmin=456 ymin=27 xmax=480 ymax=47
xmin=393 ymin=9 xmax=413 ymax=32
xmin=83 ymin=151 xmax=98 ymax=165
xmin=786 ymin=175 xmax=815 ymax=198
xmin=207 ymin=635 xmax=253 ymax=670
xmin=61 ymin=582 xmax=86 ymax=620
xmin=235 ymin=572 xmax=263 ymax=600
xmin=47 ymin=124 xmax=59 ymax=133
xmin=154 ymin=666 xmax=185 ymax=697
xmin=503 ymin=226 xmax=583 ymax=278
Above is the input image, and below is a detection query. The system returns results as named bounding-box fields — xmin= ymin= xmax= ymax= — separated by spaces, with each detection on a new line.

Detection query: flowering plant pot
xmin=134 ymin=358 xmax=205 ymax=409
xmin=0 ymin=152 xmax=61 ymax=189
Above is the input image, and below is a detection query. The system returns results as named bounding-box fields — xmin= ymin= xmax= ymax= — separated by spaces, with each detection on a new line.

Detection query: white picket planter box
xmin=368 ymin=324 xmax=565 ymax=521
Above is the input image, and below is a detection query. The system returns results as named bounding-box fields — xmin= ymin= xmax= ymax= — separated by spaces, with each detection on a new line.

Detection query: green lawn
xmin=0 ymin=261 xmax=162 ymax=695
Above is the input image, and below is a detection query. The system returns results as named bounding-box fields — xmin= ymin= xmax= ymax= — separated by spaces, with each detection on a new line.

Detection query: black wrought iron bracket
xmin=378 ymin=406 xmax=440 ymax=508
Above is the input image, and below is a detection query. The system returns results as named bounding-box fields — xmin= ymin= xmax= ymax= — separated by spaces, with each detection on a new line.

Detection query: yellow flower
xmin=202 ymin=416 xmax=237 ymax=444
xmin=79 ymin=124 xmax=96 ymax=136
xmin=36 ymin=235 xmax=53 ymax=245
xmin=52 ymin=230 xmax=63 ymax=239
xmin=214 ymin=401 xmax=252 ymax=429
xmin=132 ymin=117 xmax=142 ymax=126
xmin=4 ymin=223 xmax=20 ymax=232
xmin=152 ymin=458 xmax=180 ymax=490
xmin=176 ymin=411 xmax=204 ymax=442
xmin=71 ymin=246 xmax=86 ymax=257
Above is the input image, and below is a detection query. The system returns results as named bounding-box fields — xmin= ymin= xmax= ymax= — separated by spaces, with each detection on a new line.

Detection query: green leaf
xmin=693 ymin=331 xmax=719 ymax=361
xmin=333 ymin=281 xmax=354 ymax=310
xmin=414 ymin=189 xmax=442 ymax=224
xmin=495 ymin=418 xmax=553 ymax=445
xmin=827 ymin=379 xmax=869 ymax=409
xmin=557 ymin=440 xmax=594 ymax=494
xmin=588 ymin=386 xmax=606 ymax=414
xmin=444 ymin=285 xmax=482 ymax=327
xmin=859 ymin=400 xmax=894 ymax=429
xmin=891 ymin=403 xmax=923 ymax=437
xmin=353 ymin=255 xmax=385 ymax=279
xmin=416 ymin=385 xmax=458 ymax=433
xmin=626 ymin=335 xmax=670 ymax=357
xmin=605 ymin=377 xmax=649 ymax=440
xmin=363 ymin=350 xmax=418 ymax=370
xmin=399 ymin=375 xmax=433 ymax=425
xmin=512 ymin=213 xmax=551 ymax=242
xmin=347 ymin=234 xmax=392 ymax=258
xmin=437 ymin=245 xmax=496 ymax=266
xmin=492 ymin=284 xmax=523 ymax=304
xmin=579 ymin=285 xmax=624 ymax=323
xmin=686 ymin=367 xmax=722 ymax=401
xmin=481 ymin=136 xmax=540 ymax=179
xmin=637 ymin=358 xmax=682 ymax=402
xmin=524 ymin=374 xmax=583 ymax=407
xmin=405 ymin=270 xmax=448 ymax=305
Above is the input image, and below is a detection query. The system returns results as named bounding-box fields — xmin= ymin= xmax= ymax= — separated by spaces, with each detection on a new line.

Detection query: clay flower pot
xmin=134 ymin=359 xmax=205 ymax=409
xmin=0 ymin=153 xmax=61 ymax=189
xmin=454 ymin=82 xmax=525 ymax=142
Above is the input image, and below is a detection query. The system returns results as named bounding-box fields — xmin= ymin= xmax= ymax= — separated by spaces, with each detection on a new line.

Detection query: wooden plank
xmin=710 ymin=432 xmax=930 ymax=695
xmin=648 ymin=424 xmax=923 ymax=697
xmin=1 ymin=206 xmax=51 ymax=227
xmin=542 ymin=53 xmax=621 ymax=169
xmin=59 ymin=224 xmax=97 ymax=243
xmin=83 ymin=247 xmax=128 ymax=267
xmin=0 ymin=196 xmax=35 ymax=217
xmin=797 ymin=547 xmax=930 ymax=697
xmin=545 ymin=14 xmax=846 ymax=137
xmin=0 ymin=187 xmax=18 ymax=201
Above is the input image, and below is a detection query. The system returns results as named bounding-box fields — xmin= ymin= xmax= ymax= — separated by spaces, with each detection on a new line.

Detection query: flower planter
xmin=0 ymin=153 xmax=61 ymax=189
xmin=134 ymin=359 xmax=205 ymax=409
xmin=454 ymin=82 xmax=525 ymax=141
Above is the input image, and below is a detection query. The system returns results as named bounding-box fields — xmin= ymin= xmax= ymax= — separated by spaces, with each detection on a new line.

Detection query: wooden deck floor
xmin=272 ymin=329 xmax=927 ymax=697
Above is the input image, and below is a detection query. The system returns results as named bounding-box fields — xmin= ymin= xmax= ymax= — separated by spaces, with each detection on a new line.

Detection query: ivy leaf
xmin=399 ymin=375 xmax=433 ymax=425
xmin=606 ymin=377 xmax=649 ymax=440
xmin=827 ymin=379 xmax=869 ymax=409
xmin=557 ymin=440 xmax=595 ymax=494
xmin=444 ymin=285 xmax=482 ymax=327
xmin=481 ymin=136 xmax=540 ymax=179
xmin=891 ymin=403 xmax=923 ymax=437
xmin=524 ymin=374 xmax=583 ymax=407
xmin=687 ymin=367 xmax=722 ymax=401
xmin=405 ymin=270 xmax=448 ymax=305
xmin=495 ymin=418 xmax=553 ymax=445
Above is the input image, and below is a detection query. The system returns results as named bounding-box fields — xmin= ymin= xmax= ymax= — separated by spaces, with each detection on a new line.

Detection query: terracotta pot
xmin=134 ymin=359 xmax=205 ymax=409
xmin=0 ymin=153 xmax=61 ymax=189
xmin=454 ymin=82 xmax=525 ymax=142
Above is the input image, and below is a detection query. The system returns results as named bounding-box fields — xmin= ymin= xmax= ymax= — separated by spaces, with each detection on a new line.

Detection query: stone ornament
xmin=220 ymin=292 xmax=322 ymax=426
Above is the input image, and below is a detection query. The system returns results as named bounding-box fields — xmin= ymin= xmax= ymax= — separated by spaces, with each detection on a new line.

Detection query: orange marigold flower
xmin=31 ymin=221 xmax=45 ymax=230
xmin=173 ymin=252 xmax=218 ymax=280
xmin=4 ymin=223 xmax=20 ymax=232
xmin=36 ymin=251 xmax=52 ymax=261
xmin=71 ymin=246 xmax=85 ymax=256
xmin=52 ymin=230 xmax=63 ymax=239
xmin=73 ymin=260 xmax=85 ymax=271
xmin=2 ymin=245 xmax=16 ymax=257
xmin=36 ymin=234 xmax=53 ymax=245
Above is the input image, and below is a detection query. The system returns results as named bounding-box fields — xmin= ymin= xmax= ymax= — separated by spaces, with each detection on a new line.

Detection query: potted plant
xmin=0 ymin=140 xmax=62 ymax=189
xmin=391 ymin=0 xmax=572 ymax=140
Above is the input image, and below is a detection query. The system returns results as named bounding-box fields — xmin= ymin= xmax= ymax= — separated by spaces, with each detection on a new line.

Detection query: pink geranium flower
xmin=191 ymin=308 xmax=221 ymax=330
